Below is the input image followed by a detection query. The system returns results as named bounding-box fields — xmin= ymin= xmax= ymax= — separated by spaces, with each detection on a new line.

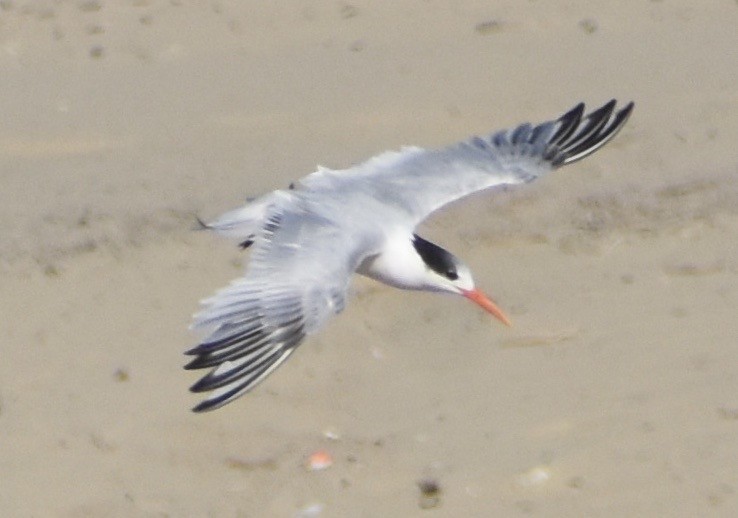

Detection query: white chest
xmin=356 ymin=234 xmax=429 ymax=290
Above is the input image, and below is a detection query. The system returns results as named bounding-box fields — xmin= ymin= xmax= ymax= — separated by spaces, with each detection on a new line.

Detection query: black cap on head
xmin=412 ymin=234 xmax=458 ymax=281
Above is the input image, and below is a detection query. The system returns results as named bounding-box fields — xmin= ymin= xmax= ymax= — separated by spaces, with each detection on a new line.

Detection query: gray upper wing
xmin=300 ymin=101 xmax=633 ymax=226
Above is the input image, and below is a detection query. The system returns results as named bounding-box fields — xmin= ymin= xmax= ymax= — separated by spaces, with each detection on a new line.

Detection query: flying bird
xmin=186 ymin=100 xmax=634 ymax=412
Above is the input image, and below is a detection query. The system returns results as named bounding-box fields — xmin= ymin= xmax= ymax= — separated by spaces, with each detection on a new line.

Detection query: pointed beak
xmin=461 ymin=288 xmax=512 ymax=327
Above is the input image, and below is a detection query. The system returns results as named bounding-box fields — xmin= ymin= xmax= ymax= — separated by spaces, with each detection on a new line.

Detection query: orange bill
xmin=462 ymin=288 xmax=512 ymax=327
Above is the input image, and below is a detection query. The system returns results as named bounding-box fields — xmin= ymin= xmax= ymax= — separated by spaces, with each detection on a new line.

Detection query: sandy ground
xmin=1 ymin=1 xmax=737 ymax=516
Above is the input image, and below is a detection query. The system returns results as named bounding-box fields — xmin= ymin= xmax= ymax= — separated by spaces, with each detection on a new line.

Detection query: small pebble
xmin=89 ymin=45 xmax=104 ymax=59
xmin=295 ymin=502 xmax=324 ymax=518
xmin=306 ymin=450 xmax=333 ymax=471
xmin=579 ymin=18 xmax=598 ymax=34
xmin=516 ymin=466 xmax=552 ymax=487
xmin=418 ymin=478 xmax=442 ymax=509
xmin=475 ymin=20 xmax=504 ymax=35
xmin=113 ymin=368 xmax=129 ymax=382
xmin=322 ymin=428 xmax=341 ymax=441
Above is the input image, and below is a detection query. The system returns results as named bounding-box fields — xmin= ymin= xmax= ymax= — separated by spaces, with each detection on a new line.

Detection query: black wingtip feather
xmin=188 ymin=320 xmax=305 ymax=393
xmin=185 ymin=324 xmax=266 ymax=359
xmin=192 ymin=400 xmax=220 ymax=413
xmin=549 ymin=102 xmax=585 ymax=145
xmin=559 ymin=100 xmax=616 ymax=153
xmin=548 ymin=100 xmax=634 ymax=167
xmin=189 ymin=347 xmax=279 ymax=393
xmin=185 ymin=331 xmax=273 ymax=371
xmin=189 ymin=331 xmax=304 ymax=413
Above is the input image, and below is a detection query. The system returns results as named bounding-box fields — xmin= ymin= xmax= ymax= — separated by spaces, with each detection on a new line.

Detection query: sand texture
xmin=1 ymin=1 xmax=737 ymax=516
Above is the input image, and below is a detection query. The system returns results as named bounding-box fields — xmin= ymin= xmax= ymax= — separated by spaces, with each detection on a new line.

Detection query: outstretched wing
xmin=301 ymin=100 xmax=633 ymax=225
xmin=185 ymin=203 xmax=372 ymax=412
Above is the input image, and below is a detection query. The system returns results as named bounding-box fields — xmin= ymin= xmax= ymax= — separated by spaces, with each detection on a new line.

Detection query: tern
xmin=186 ymin=100 xmax=634 ymax=412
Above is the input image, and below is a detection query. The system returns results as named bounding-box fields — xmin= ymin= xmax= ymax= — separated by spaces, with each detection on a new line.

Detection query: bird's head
xmin=412 ymin=235 xmax=511 ymax=326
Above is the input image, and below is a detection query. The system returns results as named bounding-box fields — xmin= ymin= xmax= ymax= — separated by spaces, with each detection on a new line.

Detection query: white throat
xmin=357 ymin=234 xmax=436 ymax=291
xmin=356 ymin=232 xmax=463 ymax=294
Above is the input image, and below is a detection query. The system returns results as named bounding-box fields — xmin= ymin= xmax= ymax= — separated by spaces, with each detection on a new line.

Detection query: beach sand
xmin=1 ymin=1 xmax=737 ymax=516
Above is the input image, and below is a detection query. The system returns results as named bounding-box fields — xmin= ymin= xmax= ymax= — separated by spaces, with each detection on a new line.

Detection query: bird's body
xmin=186 ymin=100 xmax=634 ymax=412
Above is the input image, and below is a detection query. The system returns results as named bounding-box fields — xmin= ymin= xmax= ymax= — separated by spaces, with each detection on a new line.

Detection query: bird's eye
xmin=446 ymin=270 xmax=458 ymax=281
